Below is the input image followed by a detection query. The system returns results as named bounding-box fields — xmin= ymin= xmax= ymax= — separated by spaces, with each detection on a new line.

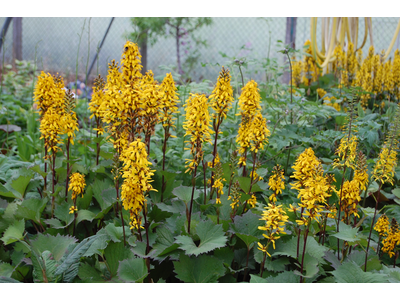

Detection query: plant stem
xmin=161 ymin=126 xmax=169 ymax=202
xmin=65 ymin=137 xmax=70 ymax=201
xmin=51 ymin=153 xmax=56 ymax=218
xmin=300 ymin=222 xmax=311 ymax=283
xmin=143 ymin=204 xmax=151 ymax=282
xmin=202 ymin=160 xmax=207 ymax=205
xmin=364 ymin=185 xmax=381 ymax=272
xmin=260 ymin=251 xmax=267 ymax=277
xmin=187 ymin=164 xmax=198 ymax=234
xmin=243 ymin=245 xmax=251 ymax=282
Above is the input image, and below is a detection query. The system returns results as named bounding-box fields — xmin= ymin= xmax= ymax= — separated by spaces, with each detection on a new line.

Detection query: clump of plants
xmin=1 ymin=39 xmax=400 ymax=283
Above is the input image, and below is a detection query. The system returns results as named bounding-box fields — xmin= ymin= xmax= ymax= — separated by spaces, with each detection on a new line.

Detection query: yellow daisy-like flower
xmin=374 ymin=214 xmax=390 ymax=237
xmin=121 ymin=41 xmax=142 ymax=84
xmin=39 ymin=107 xmax=66 ymax=154
xmin=159 ymin=73 xmax=180 ymax=129
xmin=33 ymin=71 xmax=65 ymax=116
xmin=209 ymin=66 xmax=234 ymax=120
xmin=183 ymin=93 xmax=213 ymax=174
xmin=381 ymin=218 xmax=400 ymax=258
xmin=120 ymin=138 xmax=155 ymax=216
xmin=258 ymin=203 xmax=289 ymax=250
xmin=268 ymin=165 xmax=285 ymax=203
xmin=257 ymin=242 xmax=271 ymax=257
xmin=68 ymin=172 xmax=86 ymax=201
xmin=69 ymin=206 xmax=78 ymax=214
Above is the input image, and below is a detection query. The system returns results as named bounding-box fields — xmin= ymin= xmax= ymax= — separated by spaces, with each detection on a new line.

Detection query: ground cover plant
xmin=1 ymin=39 xmax=400 ymax=283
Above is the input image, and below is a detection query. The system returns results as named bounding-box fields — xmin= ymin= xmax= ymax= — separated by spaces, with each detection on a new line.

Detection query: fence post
xmin=13 ymin=17 xmax=22 ymax=69
xmin=283 ymin=17 xmax=297 ymax=84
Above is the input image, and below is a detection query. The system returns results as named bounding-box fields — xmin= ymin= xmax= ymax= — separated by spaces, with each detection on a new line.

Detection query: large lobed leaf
xmin=175 ymin=219 xmax=227 ymax=256
xmin=173 ymin=254 xmax=225 ymax=283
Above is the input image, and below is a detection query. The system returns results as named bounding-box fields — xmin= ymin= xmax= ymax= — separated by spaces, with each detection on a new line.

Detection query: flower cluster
xmin=159 ymin=73 xmax=180 ymax=130
xmin=183 ymin=93 xmax=213 ymax=173
xmin=120 ymin=139 xmax=155 ymax=229
xmin=89 ymin=75 xmax=106 ymax=135
xmin=68 ymin=172 xmax=86 ymax=201
xmin=258 ymin=203 xmax=289 ymax=257
xmin=268 ymin=165 xmax=285 ymax=203
xmin=381 ymin=218 xmax=400 ymax=258
xmin=209 ymin=66 xmax=234 ymax=120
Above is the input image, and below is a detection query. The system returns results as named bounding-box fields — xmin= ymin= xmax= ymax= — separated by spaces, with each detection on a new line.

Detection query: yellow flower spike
xmin=68 ymin=173 xmax=86 ymax=201
xmin=209 ymin=66 xmax=234 ymax=120
xmin=259 ymin=203 xmax=289 ymax=252
xmin=120 ymin=139 xmax=155 ymax=215
xmin=183 ymin=93 xmax=213 ymax=174
xmin=159 ymin=73 xmax=180 ymax=130
xmin=268 ymin=165 xmax=285 ymax=203
xmin=121 ymin=41 xmax=142 ymax=84
xmin=381 ymin=218 xmax=400 ymax=258
xmin=374 ymin=214 xmax=390 ymax=237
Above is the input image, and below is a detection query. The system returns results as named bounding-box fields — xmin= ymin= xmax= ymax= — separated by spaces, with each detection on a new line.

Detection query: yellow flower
xmin=257 ymin=242 xmax=271 ymax=257
xmin=68 ymin=172 xmax=86 ymax=201
xmin=381 ymin=218 xmax=400 ymax=258
xmin=34 ymin=71 xmax=65 ymax=116
xmin=290 ymin=148 xmax=320 ymax=190
xmin=333 ymin=135 xmax=358 ymax=170
xmin=374 ymin=214 xmax=389 ymax=237
xmin=39 ymin=107 xmax=66 ymax=154
xmin=237 ymin=80 xmax=261 ymax=117
xmin=336 ymin=179 xmax=361 ymax=220
xmin=372 ymin=144 xmax=398 ymax=186
xmin=209 ymin=66 xmax=234 ymax=120
xmin=268 ymin=165 xmax=285 ymax=203
xmin=159 ymin=73 xmax=179 ymax=129
xmin=258 ymin=203 xmax=289 ymax=250
xmin=248 ymin=112 xmax=270 ymax=154
xmin=69 ymin=206 xmax=78 ymax=214
xmin=121 ymin=41 xmax=142 ymax=84
xmin=248 ymin=194 xmax=257 ymax=209
xmin=120 ymin=139 xmax=155 ymax=215
xmin=183 ymin=93 xmax=213 ymax=173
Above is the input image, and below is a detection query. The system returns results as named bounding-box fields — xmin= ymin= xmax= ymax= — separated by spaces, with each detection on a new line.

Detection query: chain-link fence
xmin=1 ymin=17 xmax=399 ymax=85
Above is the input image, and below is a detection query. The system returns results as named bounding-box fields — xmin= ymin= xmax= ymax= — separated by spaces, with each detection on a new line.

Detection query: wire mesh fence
xmin=1 ymin=17 xmax=399 ymax=86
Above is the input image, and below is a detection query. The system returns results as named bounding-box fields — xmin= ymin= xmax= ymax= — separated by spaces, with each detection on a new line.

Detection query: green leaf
xmin=175 ymin=219 xmax=228 ymax=256
xmin=172 ymin=185 xmax=200 ymax=204
xmin=103 ymin=241 xmax=134 ymax=277
xmin=237 ymin=177 xmax=263 ymax=193
xmin=268 ymin=270 xmax=302 ymax=283
xmin=273 ymin=236 xmax=328 ymax=263
xmin=83 ymin=228 xmax=111 ymax=257
xmin=1 ymin=218 xmax=25 ymax=245
xmin=104 ymin=223 xmax=130 ymax=243
xmin=0 ymin=276 xmax=20 ymax=283
xmin=31 ymin=250 xmax=61 ymax=283
xmin=293 ymin=253 xmax=319 ymax=279
xmin=0 ymin=262 xmax=14 ymax=278
xmin=117 ymin=258 xmax=148 ymax=283
xmin=331 ymin=261 xmax=388 ymax=283
xmin=6 ymin=168 xmax=35 ymax=199
xmin=78 ymin=263 xmax=105 ymax=283
xmin=231 ymin=210 xmax=264 ymax=237
xmin=30 ymin=233 xmax=77 ymax=261
xmin=392 ymin=188 xmax=400 ymax=199
xmin=332 ymin=222 xmax=360 ymax=243
xmin=54 ymin=235 xmax=100 ymax=279
xmin=152 ymin=226 xmax=180 ymax=261
xmin=92 ymin=179 xmax=115 ymax=211
xmin=173 ymin=254 xmax=225 ymax=283
xmin=76 ymin=209 xmax=96 ymax=224
xmin=29 ymin=164 xmax=47 ymax=179
xmin=15 ymin=198 xmax=47 ymax=223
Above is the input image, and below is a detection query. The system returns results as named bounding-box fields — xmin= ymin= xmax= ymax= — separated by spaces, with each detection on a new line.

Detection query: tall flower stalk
xmin=89 ymin=75 xmax=106 ymax=165
xmin=208 ymin=66 xmax=234 ymax=193
xmin=183 ymin=93 xmax=213 ymax=234
xmin=159 ymin=73 xmax=179 ymax=202
xmin=365 ymin=104 xmax=400 ymax=271
xmin=236 ymin=80 xmax=261 ymax=177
